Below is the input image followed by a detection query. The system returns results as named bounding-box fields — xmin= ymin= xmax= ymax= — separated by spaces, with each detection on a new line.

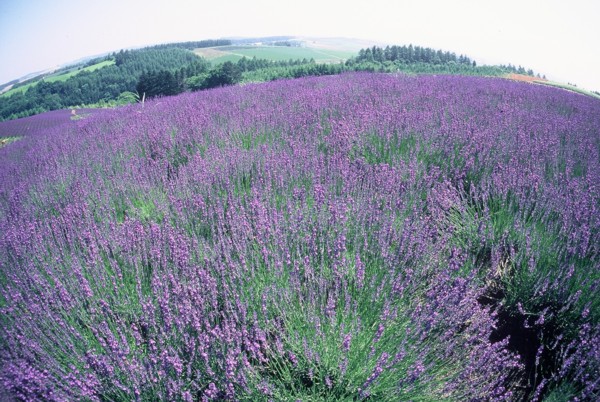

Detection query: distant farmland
xmin=194 ymin=45 xmax=354 ymax=64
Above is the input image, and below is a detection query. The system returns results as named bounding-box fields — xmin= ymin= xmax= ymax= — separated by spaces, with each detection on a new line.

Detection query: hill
xmin=1 ymin=73 xmax=599 ymax=400
xmin=0 ymin=37 xmax=550 ymax=122
xmin=0 ymin=40 xmax=228 ymax=121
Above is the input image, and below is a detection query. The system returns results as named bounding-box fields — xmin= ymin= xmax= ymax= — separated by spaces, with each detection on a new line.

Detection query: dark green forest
xmin=0 ymin=42 xmax=539 ymax=121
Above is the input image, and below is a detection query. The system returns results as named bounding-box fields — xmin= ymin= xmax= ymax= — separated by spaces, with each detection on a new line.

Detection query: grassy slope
xmin=504 ymin=74 xmax=600 ymax=101
xmin=45 ymin=59 xmax=116 ymax=83
xmin=1 ymin=59 xmax=115 ymax=98
xmin=534 ymin=80 xmax=600 ymax=100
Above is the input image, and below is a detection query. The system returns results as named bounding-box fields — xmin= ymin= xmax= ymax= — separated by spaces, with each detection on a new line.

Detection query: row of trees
xmin=354 ymin=45 xmax=476 ymax=66
xmin=241 ymin=62 xmax=344 ymax=83
xmin=346 ymin=45 xmax=538 ymax=77
xmin=136 ymin=60 xmax=211 ymax=98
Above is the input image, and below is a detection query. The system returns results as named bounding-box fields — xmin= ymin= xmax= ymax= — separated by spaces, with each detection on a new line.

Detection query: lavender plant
xmin=1 ymin=73 xmax=598 ymax=400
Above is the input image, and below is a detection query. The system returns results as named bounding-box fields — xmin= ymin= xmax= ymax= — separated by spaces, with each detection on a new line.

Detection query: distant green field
xmin=210 ymin=54 xmax=245 ymax=64
xmin=535 ymin=80 xmax=600 ymax=100
xmin=195 ymin=45 xmax=354 ymax=65
xmin=1 ymin=83 xmax=31 ymax=97
xmin=46 ymin=59 xmax=115 ymax=83
xmin=1 ymin=59 xmax=115 ymax=97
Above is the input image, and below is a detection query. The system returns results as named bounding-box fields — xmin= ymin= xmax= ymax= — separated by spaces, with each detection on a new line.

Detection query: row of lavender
xmin=1 ymin=73 xmax=598 ymax=400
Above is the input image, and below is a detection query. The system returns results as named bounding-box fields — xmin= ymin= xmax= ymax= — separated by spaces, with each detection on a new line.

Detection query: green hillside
xmin=0 ymin=38 xmax=549 ymax=122
xmin=1 ymin=60 xmax=116 ymax=98
xmin=535 ymin=80 xmax=600 ymax=100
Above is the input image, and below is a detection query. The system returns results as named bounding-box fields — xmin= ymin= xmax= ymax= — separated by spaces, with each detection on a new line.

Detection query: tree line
xmin=346 ymin=45 xmax=538 ymax=77
xmin=354 ymin=44 xmax=475 ymax=65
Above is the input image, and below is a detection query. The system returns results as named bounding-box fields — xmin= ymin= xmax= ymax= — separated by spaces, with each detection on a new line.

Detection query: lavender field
xmin=1 ymin=73 xmax=599 ymax=401
xmin=0 ymin=109 xmax=98 ymax=139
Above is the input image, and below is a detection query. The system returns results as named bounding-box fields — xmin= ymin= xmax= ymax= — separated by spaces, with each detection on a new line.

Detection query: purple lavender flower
xmin=1 ymin=73 xmax=598 ymax=401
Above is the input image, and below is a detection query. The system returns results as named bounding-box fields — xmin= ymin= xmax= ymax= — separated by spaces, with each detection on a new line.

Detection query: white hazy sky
xmin=1 ymin=0 xmax=599 ymax=91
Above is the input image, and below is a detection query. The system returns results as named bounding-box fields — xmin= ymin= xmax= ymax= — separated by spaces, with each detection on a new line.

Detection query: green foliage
xmin=202 ymin=61 xmax=242 ymax=89
xmin=346 ymin=45 xmax=538 ymax=78
xmin=242 ymin=62 xmax=344 ymax=83
xmin=186 ymin=74 xmax=209 ymax=91
xmin=353 ymin=44 xmax=474 ymax=65
xmin=351 ymin=132 xmax=417 ymax=165
xmin=137 ymin=70 xmax=182 ymax=98
xmin=187 ymin=58 xmax=331 ymax=91
xmin=115 ymin=91 xmax=139 ymax=106
xmin=185 ymin=56 xmax=345 ymax=90
xmin=542 ymin=381 xmax=578 ymax=401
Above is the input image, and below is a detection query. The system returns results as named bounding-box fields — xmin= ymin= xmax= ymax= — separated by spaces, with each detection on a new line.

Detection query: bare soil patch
xmin=506 ymin=73 xmax=546 ymax=83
